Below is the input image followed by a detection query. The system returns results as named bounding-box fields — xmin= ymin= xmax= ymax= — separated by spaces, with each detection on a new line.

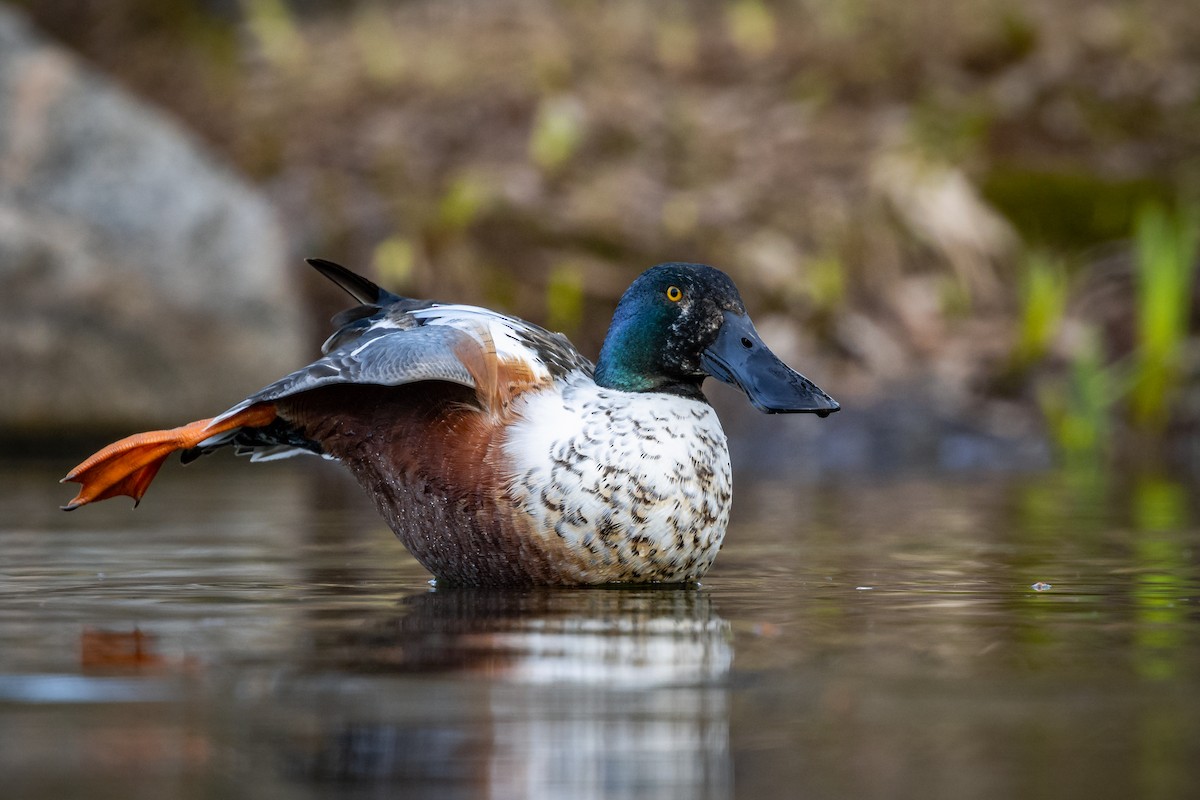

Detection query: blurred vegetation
xmin=13 ymin=0 xmax=1200 ymax=465
xmin=1028 ymin=203 xmax=1198 ymax=463
xmin=1131 ymin=203 xmax=1199 ymax=429
xmin=1010 ymin=251 xmax=1068 ymax=370
xmin=1037 ymin=327 xmax=1115 ymax=465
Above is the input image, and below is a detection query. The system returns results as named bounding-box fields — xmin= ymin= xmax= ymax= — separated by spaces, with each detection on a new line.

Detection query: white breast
xmin=501 ymin=374 xmax=732 ymax=583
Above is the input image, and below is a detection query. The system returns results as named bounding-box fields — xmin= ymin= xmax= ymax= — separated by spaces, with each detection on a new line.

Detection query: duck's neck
xmin=594 ymin=345 xmax=654 ymax=393
xmin=594 ymin=313 xmax=704 ymax=400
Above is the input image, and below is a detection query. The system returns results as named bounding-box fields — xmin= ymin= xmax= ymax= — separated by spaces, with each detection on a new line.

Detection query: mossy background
xmin=15 ymin=0 xmax=1200 ymax=465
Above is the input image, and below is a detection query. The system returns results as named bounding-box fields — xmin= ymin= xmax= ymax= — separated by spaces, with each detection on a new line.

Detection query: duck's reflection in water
xmin=269 ymin=587 xmax=733 ymax=799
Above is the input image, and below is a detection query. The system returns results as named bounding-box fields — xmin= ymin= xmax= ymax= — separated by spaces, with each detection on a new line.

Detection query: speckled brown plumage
xmin=277 ymin=383 xmax=583 ymax=586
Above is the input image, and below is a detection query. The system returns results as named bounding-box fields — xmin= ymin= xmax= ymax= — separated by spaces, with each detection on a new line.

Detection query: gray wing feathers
xmin=211 ymin=325 xmax=477 ymax=425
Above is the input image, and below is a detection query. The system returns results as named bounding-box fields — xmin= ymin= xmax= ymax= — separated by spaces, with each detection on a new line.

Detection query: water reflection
xmin=260 ymin=588 xmax=733 ymax=799
xmin=1130 ymin=475 xmax=1192 ymax=681
xmin=310 ymin=587 xmax=730 ymax=679
xmin=4 ymin=459 xmax=1200 ymax=799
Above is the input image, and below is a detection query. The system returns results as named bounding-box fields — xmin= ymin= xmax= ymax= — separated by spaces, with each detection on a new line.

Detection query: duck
xmin=62 ymin=259 xmax=838 ymax=586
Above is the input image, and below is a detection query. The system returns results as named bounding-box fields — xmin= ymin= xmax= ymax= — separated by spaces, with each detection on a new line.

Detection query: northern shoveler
xmin=62 ymin=260 xmax=838 ymax=586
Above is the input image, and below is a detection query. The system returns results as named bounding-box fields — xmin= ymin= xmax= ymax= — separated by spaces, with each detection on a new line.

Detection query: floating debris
xmin=1031 ymin=581 xmax=1053 ymax=591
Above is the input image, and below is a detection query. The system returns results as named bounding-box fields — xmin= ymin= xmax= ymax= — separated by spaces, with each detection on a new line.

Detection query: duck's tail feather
xmin=60 ymin=403 xmax=278 ymax=511
xmin=306 ymin=258 xmax=402 ymax=306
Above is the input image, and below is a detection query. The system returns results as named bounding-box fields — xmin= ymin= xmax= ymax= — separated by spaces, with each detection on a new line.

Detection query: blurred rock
xmin=0 ymin=6 xmax=304 ymax=432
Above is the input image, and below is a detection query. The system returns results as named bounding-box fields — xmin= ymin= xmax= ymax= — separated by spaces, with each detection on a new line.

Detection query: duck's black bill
xmin=701 ymin=312 xmax=840 ymax=416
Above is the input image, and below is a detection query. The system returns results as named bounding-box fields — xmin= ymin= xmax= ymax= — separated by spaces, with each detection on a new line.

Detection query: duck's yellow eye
xmin=666 ymin=285 xmax=682 ymax=302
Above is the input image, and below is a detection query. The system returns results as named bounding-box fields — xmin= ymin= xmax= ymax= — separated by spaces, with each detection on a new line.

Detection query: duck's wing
xmin=212 ymin=262 xmax=594 ymax=427
xmin=308 ymin=257 xmax=434 ymax=353
xmin=308 ymin=258 xmax=592 ymax=375
xmin=212 ymin=324 xmax=479 ymax=426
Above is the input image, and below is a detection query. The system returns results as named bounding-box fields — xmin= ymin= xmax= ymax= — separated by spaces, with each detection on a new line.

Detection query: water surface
xmin=2 ymin=457 xmax=1199 ymax=799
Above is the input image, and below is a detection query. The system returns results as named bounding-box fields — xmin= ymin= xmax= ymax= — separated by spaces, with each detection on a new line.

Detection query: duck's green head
xmin=595 ymin=263 xmax=839 ymax=415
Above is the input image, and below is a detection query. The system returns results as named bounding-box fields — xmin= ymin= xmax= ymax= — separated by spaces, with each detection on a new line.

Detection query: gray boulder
xmin=0 ymin=6 xmax=305 ymax=433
